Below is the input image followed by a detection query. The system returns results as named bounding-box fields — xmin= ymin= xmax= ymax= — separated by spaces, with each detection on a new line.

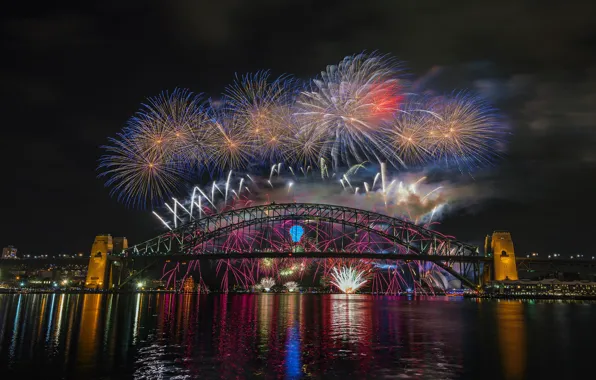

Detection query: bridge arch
xmin=124 ymin=203 xmax=480 ymax=287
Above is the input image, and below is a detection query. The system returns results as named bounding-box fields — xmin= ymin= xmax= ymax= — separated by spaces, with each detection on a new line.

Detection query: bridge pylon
xmin=85 ymin=235 xmax=128 ymax=290
xmin=486 ymin=231 xmax=519 ymax=281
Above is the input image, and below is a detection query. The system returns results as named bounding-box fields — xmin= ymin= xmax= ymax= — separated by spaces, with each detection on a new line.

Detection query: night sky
xmin=3 ymin=1 xmax=596 ymax=256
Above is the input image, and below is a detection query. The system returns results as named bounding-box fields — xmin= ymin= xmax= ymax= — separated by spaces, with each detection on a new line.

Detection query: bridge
xmin=118 ymin=203 xmax=482 ymax=288
xmin=3 ymin=203 xmax=595 ymax=292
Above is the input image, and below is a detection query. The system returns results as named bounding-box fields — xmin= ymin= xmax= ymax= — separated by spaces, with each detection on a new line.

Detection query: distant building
xmin=150 ymin=279 xmax=166 ymax=289
xmin=485 ymin=279 xmax=596 ymax=297
xmin=2 ymin=246 xmax=17 ymax=259
xmin=557 ymin=272 xmax=581 ymax=281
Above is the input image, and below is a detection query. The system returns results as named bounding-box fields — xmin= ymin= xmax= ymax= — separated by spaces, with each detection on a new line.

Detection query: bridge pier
xmin=485 ymin=231 xmax=519 ymax=281
xmin=85 ymin=235 xmax=127 ymax=290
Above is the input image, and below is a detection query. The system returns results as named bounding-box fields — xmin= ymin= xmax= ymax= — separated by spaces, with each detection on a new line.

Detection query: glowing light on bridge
xmin=289 ymin=225 xmax=304 ymax=243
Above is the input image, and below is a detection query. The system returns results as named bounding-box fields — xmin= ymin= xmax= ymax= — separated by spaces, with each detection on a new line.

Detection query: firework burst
xmin=260 ymin=277 xmax=276 ymax=291
xmin=295 ymin=52 xmax=404 ymax=167
xmin=284 ymin=281 xmax=299 ymax=292
xmin=330 ymin=266 xmax=369 ymax=294
xmin=98 ymin=133 xmax=188 ymax=208
xmin=99 ymin=89 xmax=208 ymax=207
xmin=384 ymin=98 xmax=436 ymax=166
xmin=425 ymin=92 xmax=504 ymax=169
xmin=204 ymin=105 xmax=253 ymax=172
xmin=224 ymin=72 xmax=301 ymax=164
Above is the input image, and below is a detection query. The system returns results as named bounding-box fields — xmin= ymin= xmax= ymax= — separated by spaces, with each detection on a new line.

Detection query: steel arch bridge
xmin=122 ymin=203 xmax=481 ymax=288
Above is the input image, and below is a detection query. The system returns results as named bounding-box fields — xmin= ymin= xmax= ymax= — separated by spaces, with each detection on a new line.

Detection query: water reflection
xmin=9 ymin=295 xmax=23 ymax=362
xmin=77 ymin=294 xmax=102 ymax=371
xmin=285 ymin=295 xmax=301 ymax=379
xmin=329 ymin=294 xmax=371 ymax=344
xmin=0 ymin=294 xmax=593 ymax=379
xmin=496 ymin=301 xmax=527 ymax=380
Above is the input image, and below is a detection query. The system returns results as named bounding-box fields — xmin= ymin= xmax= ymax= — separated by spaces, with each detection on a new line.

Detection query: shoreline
xmin=2 ymin=289 xmax=596 ymax=300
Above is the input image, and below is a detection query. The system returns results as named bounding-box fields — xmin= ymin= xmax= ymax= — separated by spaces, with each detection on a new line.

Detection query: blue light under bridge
xmin=289 ymin=225 xmax=304 ymax=243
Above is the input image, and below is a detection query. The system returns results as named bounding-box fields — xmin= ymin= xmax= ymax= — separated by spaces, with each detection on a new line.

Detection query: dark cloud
xmin=1 ymin=1 xmax=595 ymax=256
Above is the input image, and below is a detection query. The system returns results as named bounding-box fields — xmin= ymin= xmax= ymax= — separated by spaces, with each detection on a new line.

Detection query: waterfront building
xmin=485 ymin=279 xmax=596 ymax=297
xmin=2 ymin=246 xmax=17 ymax=259
xmin=150 ymin=279 xmax=166 ymax=289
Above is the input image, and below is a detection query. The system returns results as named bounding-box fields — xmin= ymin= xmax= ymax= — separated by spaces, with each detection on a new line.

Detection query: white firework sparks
xmin=294 ymin=52 xmax=403 ymax=167
xmin=284 ymin=281 xmax=299 ymax=292
xmin=260 ymin=277 xmax=276 ymax=291
xmin=330 ymin=266 xmax=368 ymax=294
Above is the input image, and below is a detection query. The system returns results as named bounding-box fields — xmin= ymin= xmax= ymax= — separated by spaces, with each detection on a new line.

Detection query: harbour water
xmin=0 ymin=293 xmax=594 ymax=379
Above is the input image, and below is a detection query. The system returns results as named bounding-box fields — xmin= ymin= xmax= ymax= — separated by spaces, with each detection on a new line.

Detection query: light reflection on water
xmin=0 ymin=293 xmax=595 ymax=379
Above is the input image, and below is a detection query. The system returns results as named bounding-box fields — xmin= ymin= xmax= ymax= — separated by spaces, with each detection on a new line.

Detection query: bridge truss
xmin=123 ymin=203 xmax=480 ymax=289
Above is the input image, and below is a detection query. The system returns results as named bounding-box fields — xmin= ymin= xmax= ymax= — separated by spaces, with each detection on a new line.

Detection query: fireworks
xmin=100 ymin=52 xmax=505 ymax=208
xmin=224 ymin=72 xmax=301 ymax=164
xmin=260 ymin=277 xmax=276 ymax=291
xmin=98 ymin=89 xmax=207 ymax=207
xmin=156 ymin=166 xmax=460 ymax=294
xmin=384 ymin=93 xmax=504 ymax=169
xmin=384 ymin=98 xmax=435 ymax=166
xmin=98 ymin=132 xmax=188 ymax=208
xmin=204 ymin=106 xmax=253 ymax=172
xmin=294 ymin=52 xmax=403 ymax=167
xmin=284 ymin=281 xmax=299 ymax=292
xmin=425 ymin=92 xmax=503 ymax=169
xmin=154 ymin=167 xmax=459 ymax=295
xmin=330 ymin=266 xmax=369 ymax=294
xmin=105 ymin=53 xmax=501 ymax=297
xmin=154 ymin=164 xmax=448 ymax=228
